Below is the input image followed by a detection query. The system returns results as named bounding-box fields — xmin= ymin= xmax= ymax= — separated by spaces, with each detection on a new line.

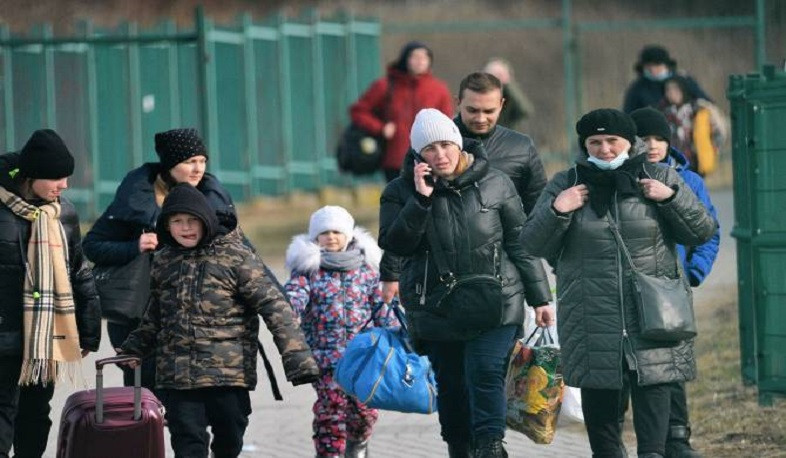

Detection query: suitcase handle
xmin=94 ymin=356 xmax=142 ymax=424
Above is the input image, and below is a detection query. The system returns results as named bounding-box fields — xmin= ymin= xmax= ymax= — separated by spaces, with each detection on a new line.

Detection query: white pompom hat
xmin=410 ymin=108 xmax=463 ymax=154
xmin=308 ymin=205 xmax=355 ymax=243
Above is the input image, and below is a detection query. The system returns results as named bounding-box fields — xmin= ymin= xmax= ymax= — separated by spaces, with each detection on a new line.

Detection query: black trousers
xmin=621 ymin=376 xmax=691 ymax=435
xmin=107 ymin=321 xmax=156 ymax=390
xmin=0 ymin=357 xmax=55 ymax=458
xmin=582 ymin=369 xmax=673 ymax=457
xmin=158 ymin=387 xmax=251 ymax=458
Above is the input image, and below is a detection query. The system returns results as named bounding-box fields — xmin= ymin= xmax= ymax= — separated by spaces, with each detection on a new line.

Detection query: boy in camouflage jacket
xmin=120 ymin=183 xmax=319 ymax=458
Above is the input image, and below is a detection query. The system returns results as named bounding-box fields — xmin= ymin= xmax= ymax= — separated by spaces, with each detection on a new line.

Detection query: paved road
xmin=40 ymin=189 xmax=735 ymax=457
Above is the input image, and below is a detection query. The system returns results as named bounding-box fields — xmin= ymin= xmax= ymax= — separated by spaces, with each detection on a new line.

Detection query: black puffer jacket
xmin=83 ymin=163 xmax=237 ymax=267
xmin=455 ymin=117 xmax=546 ymax=215
xmin=520 ymin=145 xmax=716 ymax=389
xmin=0 ymin=153 xmax=101 ymax=355
xmin=380 ymin=119 xmax=548 ymax=282
xmin=379 ymin=139 xmax=552 ymax=342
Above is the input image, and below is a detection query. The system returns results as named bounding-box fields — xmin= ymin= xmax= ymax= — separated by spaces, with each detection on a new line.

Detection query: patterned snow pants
xmin=312 ymin=371 xmax=378 ymax=457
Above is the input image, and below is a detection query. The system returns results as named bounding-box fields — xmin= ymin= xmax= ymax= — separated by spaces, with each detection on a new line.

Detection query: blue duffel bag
xmin=335 ymin=303 xmax=438 ymax=414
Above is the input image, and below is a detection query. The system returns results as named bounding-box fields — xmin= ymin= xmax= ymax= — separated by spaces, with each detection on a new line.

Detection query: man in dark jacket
xmin=380 ymin=72 xmax=548 ymax=302
xmin=0 ymin=130 xmax=101 ymax=458
xmin=623 ymin=45 xmax=710 ymax=114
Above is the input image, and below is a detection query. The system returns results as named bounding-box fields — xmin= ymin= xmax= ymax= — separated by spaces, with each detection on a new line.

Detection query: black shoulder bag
xmin=608 ymin=217 xmax=697 ymax=342
xmin=422 ymin=221 xmax=505 ymax=333
xmin=336 ymin=78 xmax=393 ymax=175
xmin=93 ymin=252 xmax=153 ymax=325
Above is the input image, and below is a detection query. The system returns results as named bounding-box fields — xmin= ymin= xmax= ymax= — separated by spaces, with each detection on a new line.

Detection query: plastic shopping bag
xmin=505 ymin=327 xmax=564 ymax=444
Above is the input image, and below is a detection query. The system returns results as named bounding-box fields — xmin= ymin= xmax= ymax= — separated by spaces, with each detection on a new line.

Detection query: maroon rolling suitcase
xmin=56 ymin=356 xmax=165 ymax=458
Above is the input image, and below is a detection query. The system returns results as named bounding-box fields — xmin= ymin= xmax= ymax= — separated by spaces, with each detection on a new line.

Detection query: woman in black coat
xmin=0 ymin=130 xmax=101 ymax=458
xmin=520 ymin=109 xmax=716 ymax=458
xmin=379 ymin=109 xmax=553 ymax=458
xmin=83 ymin=128 xmax=237 ymax=388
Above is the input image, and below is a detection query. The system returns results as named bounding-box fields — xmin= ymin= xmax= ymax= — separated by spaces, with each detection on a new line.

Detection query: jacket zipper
xmin=419 ymin=250 xmax=429 ymax=306
xmin=613 ymin=192 xmax=639 ymax=379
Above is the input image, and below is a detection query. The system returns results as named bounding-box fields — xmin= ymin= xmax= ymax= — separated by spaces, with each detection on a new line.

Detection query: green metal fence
xmin=0 ymin=8 xmax=381 ymax=217
xmin=729 ymin=66 xmax=786 ymax=406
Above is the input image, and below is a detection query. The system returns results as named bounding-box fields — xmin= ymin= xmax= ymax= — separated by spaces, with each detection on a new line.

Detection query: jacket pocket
xmin=192 ymin=316 xmax=245 ymax=368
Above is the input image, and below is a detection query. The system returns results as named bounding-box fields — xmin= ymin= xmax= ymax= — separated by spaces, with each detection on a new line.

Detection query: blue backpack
xmin=335 ymin=303 xmax=438 ymax=414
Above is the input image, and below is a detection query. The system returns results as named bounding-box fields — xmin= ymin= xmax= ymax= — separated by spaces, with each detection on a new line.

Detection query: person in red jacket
xmin=350 ymin=41 xmax=453 ymax=182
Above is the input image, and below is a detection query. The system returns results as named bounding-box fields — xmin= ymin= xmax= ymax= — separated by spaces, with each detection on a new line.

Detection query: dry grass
xmin=688 ymin=291 xmax=786 ymax=457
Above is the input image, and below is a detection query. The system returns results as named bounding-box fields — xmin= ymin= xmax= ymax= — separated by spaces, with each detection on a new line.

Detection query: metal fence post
xmin=126 ymin=22 xmax=143 ymax=166
xmin=1 ymin=25 xmax=15 ymax=150
xmin=310 ymin=9 xmax=327 ymax=188
xmin=42 ymin=23 xmax=56 ymax=130
xmin=195 ymin=6 xmax=220 ymax=177
xmin=79 ymin=20 xmax=101 ymax=216
xmin=561 ymin=0 xmax=577 ymax=159
xmin=242 ymin=13 xmax=259 ymax=199
xmin=755 ymin=0 xmax=767 ymax=70
xmin=276 ymin=11 xmax=293 ymax=194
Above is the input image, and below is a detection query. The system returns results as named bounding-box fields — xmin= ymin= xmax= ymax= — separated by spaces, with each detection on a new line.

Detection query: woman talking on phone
xmin=378 ymin=109 xmax=553 ymax=458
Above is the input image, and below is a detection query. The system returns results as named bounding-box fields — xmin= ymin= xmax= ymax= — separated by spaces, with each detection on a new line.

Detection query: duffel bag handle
xmin=95 ymin=356 xmax=142 ymax=423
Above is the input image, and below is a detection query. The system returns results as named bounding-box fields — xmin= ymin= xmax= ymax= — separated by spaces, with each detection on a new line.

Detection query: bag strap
xmin=372 ymin=76 xmax=395 ymax=122
xmin=257 ymin=339 xmax=283 ymax=401
xmin=424 ymin=219 xmax=455 ymax=282
xmin=607 ymin=216 xmax=638 ymax=273
xmin=607 ymin=212 xmax=686 ymax=279
xmin=524 ymin=326 xmax=555 ymax=347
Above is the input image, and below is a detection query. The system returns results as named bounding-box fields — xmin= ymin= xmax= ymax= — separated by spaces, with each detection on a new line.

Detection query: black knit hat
xmin=635 ymin=45 xmax=676 ymax=73
xmin=576 ymin=109 xmax=637 ymax=152
xmin=18 ymin=129 xmax=75 ymax=179
xmin=631 ymin=108 xmax=671 ymax=145
xmin=154 ymin=128 xmax=207 ymax=171
xmin=157 ymin=183 xmax=218 ymax=248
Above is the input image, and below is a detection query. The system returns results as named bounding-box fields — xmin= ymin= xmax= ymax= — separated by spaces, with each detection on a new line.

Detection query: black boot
xmin=472 ymin=437 xmax=508 ymax=458
xmin=447 ymin=441 xmax=473 ymax=458
xmin=665 ymin=425 xmax=702 ymax=458
xmin=638 ymin=454 xmax=663 ymax=458
xmin=345 ymin=439 xmax=369 ymax=458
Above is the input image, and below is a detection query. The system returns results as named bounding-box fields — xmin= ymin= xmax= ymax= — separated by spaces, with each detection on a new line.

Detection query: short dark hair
xmin=458 ymin=72 xmax=502 ymax=101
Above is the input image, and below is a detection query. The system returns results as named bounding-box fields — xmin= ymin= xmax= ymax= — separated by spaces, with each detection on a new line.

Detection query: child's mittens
xmin=282 ymin=350 xmax=321 ymax=386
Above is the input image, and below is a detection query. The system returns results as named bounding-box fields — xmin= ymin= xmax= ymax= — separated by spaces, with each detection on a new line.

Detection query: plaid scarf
xmin=0 ymin=185 xmax=81 ymax=385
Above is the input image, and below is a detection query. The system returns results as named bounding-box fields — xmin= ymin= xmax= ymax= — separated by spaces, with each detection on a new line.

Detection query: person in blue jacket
xmin=632 ymin=107 xmax=719 ymax=458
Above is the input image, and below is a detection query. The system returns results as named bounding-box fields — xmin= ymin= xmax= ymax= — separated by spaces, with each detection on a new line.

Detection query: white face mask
xmin=587 ymin=152 xmax=630 ymax=170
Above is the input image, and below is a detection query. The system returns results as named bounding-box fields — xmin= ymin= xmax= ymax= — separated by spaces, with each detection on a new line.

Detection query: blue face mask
xmin=587 ymin=152 xmax=630 ymax=171
xmin=643 ymin=68 xmax=672 ymax=82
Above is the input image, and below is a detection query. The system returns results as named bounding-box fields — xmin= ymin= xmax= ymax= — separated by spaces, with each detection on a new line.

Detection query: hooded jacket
xmin=379 ymin=139 xmax=552 ymax=343
xmin=622 ymin=70 xmax=709 ymax=114
xmin=350 ymin=66 xmax=453 ymax=171
xmin=284 ymin=228 xmax=400 ymax=369
xmin=0 ymin=153 xmax=101 ymax=355
xmin=83 ymin=162 xmax=236 ymax=267
xmin=520 ymin=141 xmax=716 ymax=388
xmin=658 ymin=146 xmax=719 ymax=286
xmin=120 ymin=194 xmax=319 ymax=389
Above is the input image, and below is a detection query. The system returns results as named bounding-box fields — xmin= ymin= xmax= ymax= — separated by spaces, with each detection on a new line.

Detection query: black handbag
xmin=336 ymin=124 xmax=385 ymax=175
xmin=93 ymin=252 xmax=153 ymax=324
xmin=336 ymin=77 xmax=393 ymax=176
xmin=608 ymin=218 xmax=696 ymax=342
xmin=421 ymin=222 xmax=504 ymax=333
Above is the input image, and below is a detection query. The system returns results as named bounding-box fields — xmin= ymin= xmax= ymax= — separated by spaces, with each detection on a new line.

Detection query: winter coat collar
xmin=104 ymin=163 xmax=233 ymax=232
xmin=454 ymin=115 xmax=497 ymax=140
xmin=398 ymin=138 xmax=489 ymax=190
xmin=663 ymin=146 xmax=690 ymax=171
xmin=285 ymin=227 xmax=382 ymax=275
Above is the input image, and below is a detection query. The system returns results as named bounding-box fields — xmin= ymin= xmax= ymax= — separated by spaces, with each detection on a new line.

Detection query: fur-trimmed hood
xmin=285 ymin=227 xmax=382 ymax=274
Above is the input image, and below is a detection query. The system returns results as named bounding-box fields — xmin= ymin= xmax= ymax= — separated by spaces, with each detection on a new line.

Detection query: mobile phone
xmin=413 ymin=152 xmax=435 ymax=186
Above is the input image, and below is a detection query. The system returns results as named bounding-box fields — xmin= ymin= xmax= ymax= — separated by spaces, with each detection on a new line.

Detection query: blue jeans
xmin=425 ymin=324 xmax=518 ymax=445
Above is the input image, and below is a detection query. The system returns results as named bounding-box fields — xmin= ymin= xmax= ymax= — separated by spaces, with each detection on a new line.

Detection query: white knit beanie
xmin=410 ymin=108 xmax=463 ymax=154
xmin=308 ymin=205 xmax=355 ymax=242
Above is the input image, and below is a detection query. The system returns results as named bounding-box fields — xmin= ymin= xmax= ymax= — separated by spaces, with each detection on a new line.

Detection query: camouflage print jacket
xmin=121 ymin=229 xmax=319 ymax=390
